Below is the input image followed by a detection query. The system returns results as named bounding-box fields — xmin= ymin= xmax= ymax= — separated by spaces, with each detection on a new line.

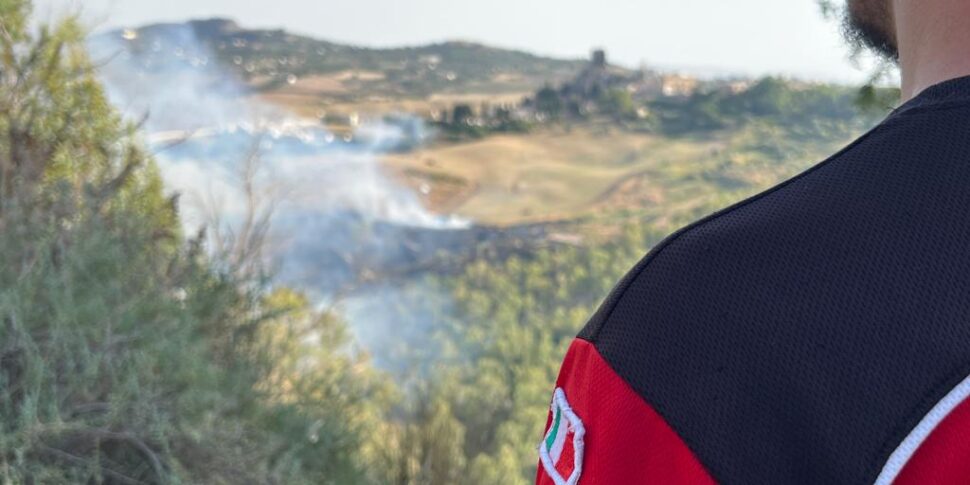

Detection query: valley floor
xmin=381 ymin=123 xmax=861 ymax=236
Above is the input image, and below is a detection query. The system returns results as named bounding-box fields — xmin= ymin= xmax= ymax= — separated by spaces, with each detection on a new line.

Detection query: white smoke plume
xmin=87 ymin=21 xmax=468 ymax=369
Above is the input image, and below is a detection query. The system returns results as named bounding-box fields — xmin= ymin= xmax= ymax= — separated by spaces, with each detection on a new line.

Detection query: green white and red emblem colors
xmin=539 ymin=388 xmax=584 ymax=485
xmin=535 ymin=339 xmax=716 ymax=485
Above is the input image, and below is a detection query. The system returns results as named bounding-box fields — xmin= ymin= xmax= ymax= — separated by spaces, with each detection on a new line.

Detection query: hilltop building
xmin=561 ymin=49 xmax=636 ymax=101
xmin=428 ymin=48 xmax=711 ymax=132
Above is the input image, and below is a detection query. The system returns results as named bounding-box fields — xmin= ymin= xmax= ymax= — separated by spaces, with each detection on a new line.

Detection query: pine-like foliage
xmin=0 ymin=2 xmax=389 ymax=483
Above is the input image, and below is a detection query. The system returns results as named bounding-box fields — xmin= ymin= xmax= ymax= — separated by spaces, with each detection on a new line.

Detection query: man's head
xmin=845 ymin=0 xmax=898 ymax=60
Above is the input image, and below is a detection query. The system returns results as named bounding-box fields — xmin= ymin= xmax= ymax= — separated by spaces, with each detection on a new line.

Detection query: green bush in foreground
xmin=0 ymin=2 xmax=389 ymax=482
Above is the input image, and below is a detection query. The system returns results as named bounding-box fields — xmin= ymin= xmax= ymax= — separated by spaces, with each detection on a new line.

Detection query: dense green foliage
xmin=535 ymin=85 xmax=563 ymax=119
xmin=0 ymin=4 xmax=391 ymax=483
xmin=598 ymin=88 xmax=638 ymax=120
xmin=652 ymin=77 xmax=891 ymax=135
xmin=335 ymin=225 xmax=673 ymax=485
xmin=435 ymin=225 xmax=668 ymax=483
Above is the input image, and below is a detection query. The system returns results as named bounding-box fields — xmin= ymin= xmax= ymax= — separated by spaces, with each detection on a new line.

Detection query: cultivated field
xmin=382 ymin=123 xmax=857 ymax=231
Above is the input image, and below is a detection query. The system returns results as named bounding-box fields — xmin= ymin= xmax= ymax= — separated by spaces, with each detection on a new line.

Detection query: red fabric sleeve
xmin=894 ymin=394 xmax=970 ymax=484
xmin=536 ymin=338 xmax=716 ymax=485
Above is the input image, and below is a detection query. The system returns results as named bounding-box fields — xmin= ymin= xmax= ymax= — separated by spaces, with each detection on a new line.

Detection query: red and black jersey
xmin=537 ymin=76 xmax=970 ymax=485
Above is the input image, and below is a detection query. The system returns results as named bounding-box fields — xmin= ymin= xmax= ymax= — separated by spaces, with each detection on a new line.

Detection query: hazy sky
xmin=36 ymin=0 xmax=877 ymax=83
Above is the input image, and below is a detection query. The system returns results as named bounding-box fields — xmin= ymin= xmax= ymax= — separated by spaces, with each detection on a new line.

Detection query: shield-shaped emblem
xmin=539 ymin=387 xmax=585 ymax=485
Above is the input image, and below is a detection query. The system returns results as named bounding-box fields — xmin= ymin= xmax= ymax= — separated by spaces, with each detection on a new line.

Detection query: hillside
xmin=96 ymin=18 xmax=591 ymax=104
xmin=385 ymin=121 xmax=869 ymax=230
xmin=92 ymin=18 xmax=890 ymax=234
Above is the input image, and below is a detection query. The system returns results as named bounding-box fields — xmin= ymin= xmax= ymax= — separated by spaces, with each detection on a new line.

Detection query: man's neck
xmin=894 ymin=0 xmax=970 ymax=101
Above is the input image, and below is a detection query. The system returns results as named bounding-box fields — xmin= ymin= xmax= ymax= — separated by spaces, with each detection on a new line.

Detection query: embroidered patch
xmin=539 ymin=388 xmax=585 ymax=485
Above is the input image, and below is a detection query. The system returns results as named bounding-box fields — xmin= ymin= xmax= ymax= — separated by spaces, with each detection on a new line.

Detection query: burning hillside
xmin=86 ymin=21 xmax=576 ymax=368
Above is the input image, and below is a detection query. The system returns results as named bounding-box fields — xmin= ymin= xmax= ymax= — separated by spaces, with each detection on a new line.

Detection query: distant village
xmin=428 ymin=50 xmax=711 ymax=124
xmin=322 ymin=49 xmax=754 ymax=138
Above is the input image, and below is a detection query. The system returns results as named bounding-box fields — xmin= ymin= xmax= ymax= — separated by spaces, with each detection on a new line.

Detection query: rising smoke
xmin=87 ymin=21 xmax=469 ymax=371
